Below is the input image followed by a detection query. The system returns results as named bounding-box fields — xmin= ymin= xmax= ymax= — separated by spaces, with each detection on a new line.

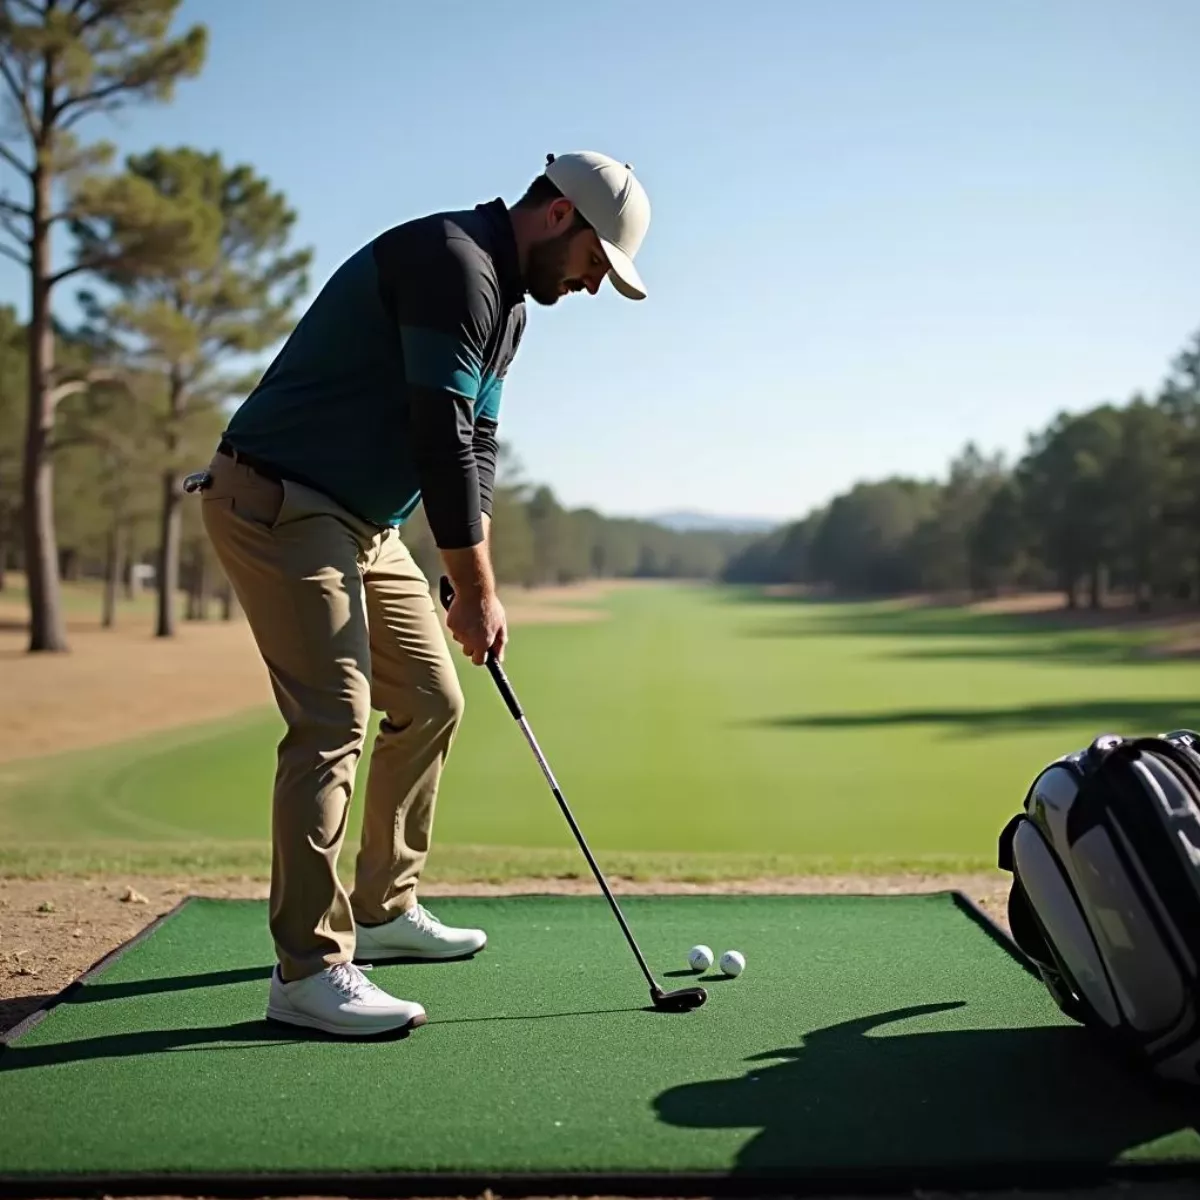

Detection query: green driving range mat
xmin=3 ymin=893 xmax=1200 ymax=1194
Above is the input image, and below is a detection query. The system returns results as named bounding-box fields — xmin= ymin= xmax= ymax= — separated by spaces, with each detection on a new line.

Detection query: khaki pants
xmin=199 ymin=450 xmax=464 ymax=982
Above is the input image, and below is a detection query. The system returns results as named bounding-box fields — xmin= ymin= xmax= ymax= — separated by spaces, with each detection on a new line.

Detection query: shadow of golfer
xmin=0 ymin=1013 xmax=436 ymax=1070
xmin=654 ymin=1003 xmax=1200 ymax=1182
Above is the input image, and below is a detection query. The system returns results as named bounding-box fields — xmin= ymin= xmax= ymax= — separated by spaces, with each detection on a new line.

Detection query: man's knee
xmin=280 ymin=691 xmax=372 ymax=764
xmin=424 ymin=669 xmax=465 ymax=732
xmin=380 ymin=669 xmax=464 ymax=737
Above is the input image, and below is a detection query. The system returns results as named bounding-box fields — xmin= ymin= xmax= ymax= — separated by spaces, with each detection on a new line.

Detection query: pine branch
xmin=48 ymin=250 xmax=127 ymax=288
xmin=0 ymin=207 xmax=26 ymax=244
xmin=48 ymin=368 xmax=122 ymax=407
xmin=0 ymin=56 xmax=35 ymax=138
xmin=0 ymin=141 xmax=31 ymax=179
xmin=56 ymin=75 xmax=145 ymax=131
xmin=0 ymin=194 xmax=30 ymax=218
xmin=0 ymin=239 xmax=29 ymax=267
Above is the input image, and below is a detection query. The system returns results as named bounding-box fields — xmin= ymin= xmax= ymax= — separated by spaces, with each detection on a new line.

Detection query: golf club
xmin=438 ymin=575 xmax=707 ymax=1015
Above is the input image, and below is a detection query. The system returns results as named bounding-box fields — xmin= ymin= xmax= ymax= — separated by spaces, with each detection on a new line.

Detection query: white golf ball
xmin=719 ymin=950 xmax=746 ymax=978
xmin=687 ymin=944 xmax=714 ymax=972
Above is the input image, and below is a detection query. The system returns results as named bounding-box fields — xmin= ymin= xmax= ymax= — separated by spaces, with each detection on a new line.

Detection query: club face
xmin=652 ymin=986 xmax=708 ymax=1013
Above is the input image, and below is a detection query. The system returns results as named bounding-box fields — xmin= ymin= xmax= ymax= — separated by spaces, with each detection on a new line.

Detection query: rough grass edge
xmin=0 ymin=841 xmax=1004 ymax=883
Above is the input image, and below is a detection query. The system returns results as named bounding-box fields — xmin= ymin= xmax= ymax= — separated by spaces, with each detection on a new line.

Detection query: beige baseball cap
xmin=543 ymin=150 xmax=651 ymax=300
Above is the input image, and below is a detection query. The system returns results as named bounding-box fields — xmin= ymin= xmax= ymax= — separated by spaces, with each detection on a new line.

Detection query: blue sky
xmin=0 ymin=0 xmax=1197 ymax=522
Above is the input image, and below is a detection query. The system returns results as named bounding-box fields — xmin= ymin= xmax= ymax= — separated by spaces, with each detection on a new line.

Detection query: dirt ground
xmin=0 ymin=580 xmax=622 ymax=766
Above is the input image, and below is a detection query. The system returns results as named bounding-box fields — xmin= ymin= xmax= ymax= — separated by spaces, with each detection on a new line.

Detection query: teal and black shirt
xmin=223 ymin=198 xmax=526 ymax=549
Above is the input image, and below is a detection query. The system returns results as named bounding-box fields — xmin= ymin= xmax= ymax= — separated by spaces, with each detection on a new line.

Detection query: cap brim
xmin=600 ymin=238 xmax=646 ymax=300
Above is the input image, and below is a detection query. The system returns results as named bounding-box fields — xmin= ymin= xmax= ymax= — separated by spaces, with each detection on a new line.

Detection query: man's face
xmin=525 ymin=200 xmax=611 ymax=306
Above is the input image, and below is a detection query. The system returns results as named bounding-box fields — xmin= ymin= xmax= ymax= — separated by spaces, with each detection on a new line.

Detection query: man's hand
xmin=446 ymin=584 xmax=507 ymax=666
xmin=440 ymin=526 xmax=505 ymax=665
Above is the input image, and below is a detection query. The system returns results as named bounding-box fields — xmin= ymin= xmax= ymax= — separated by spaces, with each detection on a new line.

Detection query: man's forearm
xmin=441 ymin=515 xmax=494 ymax=596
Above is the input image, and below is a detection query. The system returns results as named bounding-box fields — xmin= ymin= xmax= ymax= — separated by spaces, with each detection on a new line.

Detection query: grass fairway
xmin=2 ymin=584 xmax=1199 ymax=878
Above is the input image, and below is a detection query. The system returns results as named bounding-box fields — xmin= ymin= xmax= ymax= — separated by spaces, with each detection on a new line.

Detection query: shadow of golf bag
xmin=997 ymin=729 xmax=1200 ymax=1086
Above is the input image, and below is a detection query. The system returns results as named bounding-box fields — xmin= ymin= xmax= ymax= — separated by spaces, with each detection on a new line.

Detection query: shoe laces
xmin=327 ymin=962 xmax=376 ymax=1001
xmin=407 ymin=903 xmax=442 ymax=933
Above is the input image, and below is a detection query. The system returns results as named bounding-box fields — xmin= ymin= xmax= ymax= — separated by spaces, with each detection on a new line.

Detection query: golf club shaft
xmin=438 ymin=576 xmax=663 ymax=996
xmin=495 ymin=663 xmax=662 ymax=993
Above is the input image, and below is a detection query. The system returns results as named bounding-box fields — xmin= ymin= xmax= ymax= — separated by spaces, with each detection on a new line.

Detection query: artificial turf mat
xmin=2 ymin=893 xmax=1200 ymax=1195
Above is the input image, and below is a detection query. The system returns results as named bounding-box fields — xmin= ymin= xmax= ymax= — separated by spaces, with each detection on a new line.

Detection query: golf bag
xmin=997 ymin=729 xmax=1200 ymax=1086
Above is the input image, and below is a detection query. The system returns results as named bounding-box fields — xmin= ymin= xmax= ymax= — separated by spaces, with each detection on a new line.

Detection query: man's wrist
xmin=441 ymin=543 xmax=496 ymax=599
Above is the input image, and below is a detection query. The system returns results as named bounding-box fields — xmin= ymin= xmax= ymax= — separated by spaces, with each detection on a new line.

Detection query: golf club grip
xmin=487 ymin=658 xmax=524 ymax=720
xmin=438 ymin=575 xmax=523 ymax=720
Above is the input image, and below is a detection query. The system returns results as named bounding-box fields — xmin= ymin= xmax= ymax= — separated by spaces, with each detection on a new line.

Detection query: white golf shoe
xmin=266 ymin=961 xmax=426 ymax=1037
xmin=354 ymin=902 xmax=487 ymax=963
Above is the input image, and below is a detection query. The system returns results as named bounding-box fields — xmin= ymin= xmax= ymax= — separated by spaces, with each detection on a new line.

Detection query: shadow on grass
xmin=0 ymin=1003 xmax=669 ymax=1069
xmin=748 ymin=698 xmax=1200 ymax=737
xmin=0 ymin=1018 xmax=415 ymax=1069
xmin=654 ymin=1003 xmax=1200 ymax=1178
xmin=71 ymin=965 xmax=272 ymax=1003
xmin=0 ymin=994 xmax=53 ymax=1039
xmin=732 ymin=593 xmax=1196 ymax=668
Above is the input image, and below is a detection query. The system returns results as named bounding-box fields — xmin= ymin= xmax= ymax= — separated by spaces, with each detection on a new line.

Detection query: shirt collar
xmin=478 ymin=198 xmax=524 ymax=308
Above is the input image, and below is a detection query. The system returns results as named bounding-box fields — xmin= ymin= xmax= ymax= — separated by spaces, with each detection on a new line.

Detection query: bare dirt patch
xmin=0 ymin=870 xmax=1012 ymax=1037
xmin=0 ymin=579 xmax=622 ymax=767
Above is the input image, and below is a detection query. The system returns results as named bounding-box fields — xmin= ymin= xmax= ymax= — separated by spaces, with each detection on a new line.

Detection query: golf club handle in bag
xmin=437 ymin=576 xmax=523 ymax=720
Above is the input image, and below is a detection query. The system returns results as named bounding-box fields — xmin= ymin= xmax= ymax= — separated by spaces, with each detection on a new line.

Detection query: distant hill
xmin=646 ymin=511 xmax=780 ymax=535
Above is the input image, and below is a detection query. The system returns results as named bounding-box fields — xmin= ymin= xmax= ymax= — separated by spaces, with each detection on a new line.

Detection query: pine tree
xmin=79 ymin=147 xmax=309 ymax=636
xmin=0 ymin=0 xmax=205 ymax=650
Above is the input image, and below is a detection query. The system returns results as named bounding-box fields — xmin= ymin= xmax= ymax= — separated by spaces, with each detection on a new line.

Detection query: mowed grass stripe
xmin=2 ymin=585 xmax=1198 ymax=874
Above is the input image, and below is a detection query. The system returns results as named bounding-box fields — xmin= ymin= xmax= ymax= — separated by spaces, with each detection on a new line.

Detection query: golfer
xmin=198 ymin=151 xmax=651 ymax=1037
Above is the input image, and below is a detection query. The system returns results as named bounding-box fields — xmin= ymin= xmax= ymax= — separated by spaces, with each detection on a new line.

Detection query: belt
xmin=216 ymin=439 xmax=388 ymax=533
xmin=217 ymin=439 xmax=288 ymax=484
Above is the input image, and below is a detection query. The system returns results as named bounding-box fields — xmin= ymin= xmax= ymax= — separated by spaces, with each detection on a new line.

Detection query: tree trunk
xmin=1090 ymin=562 xmax=1108 ymax=610
xmin=156 ymin=468 xmax=181 ymax=637
xmin=185 ymin=538 xmax=210 ymax=620
xmin=0 ymin=498 xmax=8 ymax=592
xmin=196 ymin=542 xmax=210 ymax=619
xmin=22 ymin=160 xmax=68 ymax=651
xmin=101 ymin=516 xmax=123 ymax=629
xmin=156 ymin=369 xmax=185 ymax=638
xmin=221 ymin=581 xmax=240 ymax=621
xmin=1062 ymin=567 xmax=1080 ymax=610
xmin=124 ymin=530 xmax=138 ymax=601
xmin=59 ymin=546 xmax=79 ymax=581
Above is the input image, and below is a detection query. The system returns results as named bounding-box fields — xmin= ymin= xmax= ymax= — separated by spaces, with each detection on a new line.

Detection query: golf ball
xmin=719 ymin=950 xmax=745 ymax=978
xmin=687 ymin=944 xmax=714 ymax=972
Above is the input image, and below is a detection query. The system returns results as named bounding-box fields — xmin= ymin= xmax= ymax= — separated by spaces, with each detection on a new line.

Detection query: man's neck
xmin=507 ymin=205 xmax=539 ymax=285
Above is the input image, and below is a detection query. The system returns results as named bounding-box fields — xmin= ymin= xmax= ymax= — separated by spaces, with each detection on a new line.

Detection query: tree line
xmin=724 ymin=328 xmax=1200 ymax=610
xmin=0 ymin=1 xmax=751 ymax=653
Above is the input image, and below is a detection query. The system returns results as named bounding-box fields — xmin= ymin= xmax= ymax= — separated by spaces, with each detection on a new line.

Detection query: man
xmin=197 ymin=151 xmax=651 ymax=1038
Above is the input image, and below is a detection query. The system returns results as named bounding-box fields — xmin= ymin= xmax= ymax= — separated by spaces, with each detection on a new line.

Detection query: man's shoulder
xmin=370 ymin=198 xmax=523 ymax=334
xmin=372 ymin=201 xmax=507 ymax=287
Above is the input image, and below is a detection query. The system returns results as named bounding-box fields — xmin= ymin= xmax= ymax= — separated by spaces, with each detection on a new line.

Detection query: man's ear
xmin=544 ymin=197 xmax=576 ymax=233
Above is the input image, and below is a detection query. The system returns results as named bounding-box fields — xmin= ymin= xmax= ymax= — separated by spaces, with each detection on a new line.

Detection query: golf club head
xmin=651 ymin=985 xmax=708 ymax=1013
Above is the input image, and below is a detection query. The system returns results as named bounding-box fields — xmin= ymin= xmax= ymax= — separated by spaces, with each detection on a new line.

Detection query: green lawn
xmin=0 ymin=573 xmax=160 ymax=618
xmin=2 ymin=584 xmax=1198 ymax=878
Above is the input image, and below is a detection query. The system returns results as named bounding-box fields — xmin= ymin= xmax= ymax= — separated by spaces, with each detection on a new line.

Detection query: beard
xmin=525 ymin=229 xmax=585 ymax=306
